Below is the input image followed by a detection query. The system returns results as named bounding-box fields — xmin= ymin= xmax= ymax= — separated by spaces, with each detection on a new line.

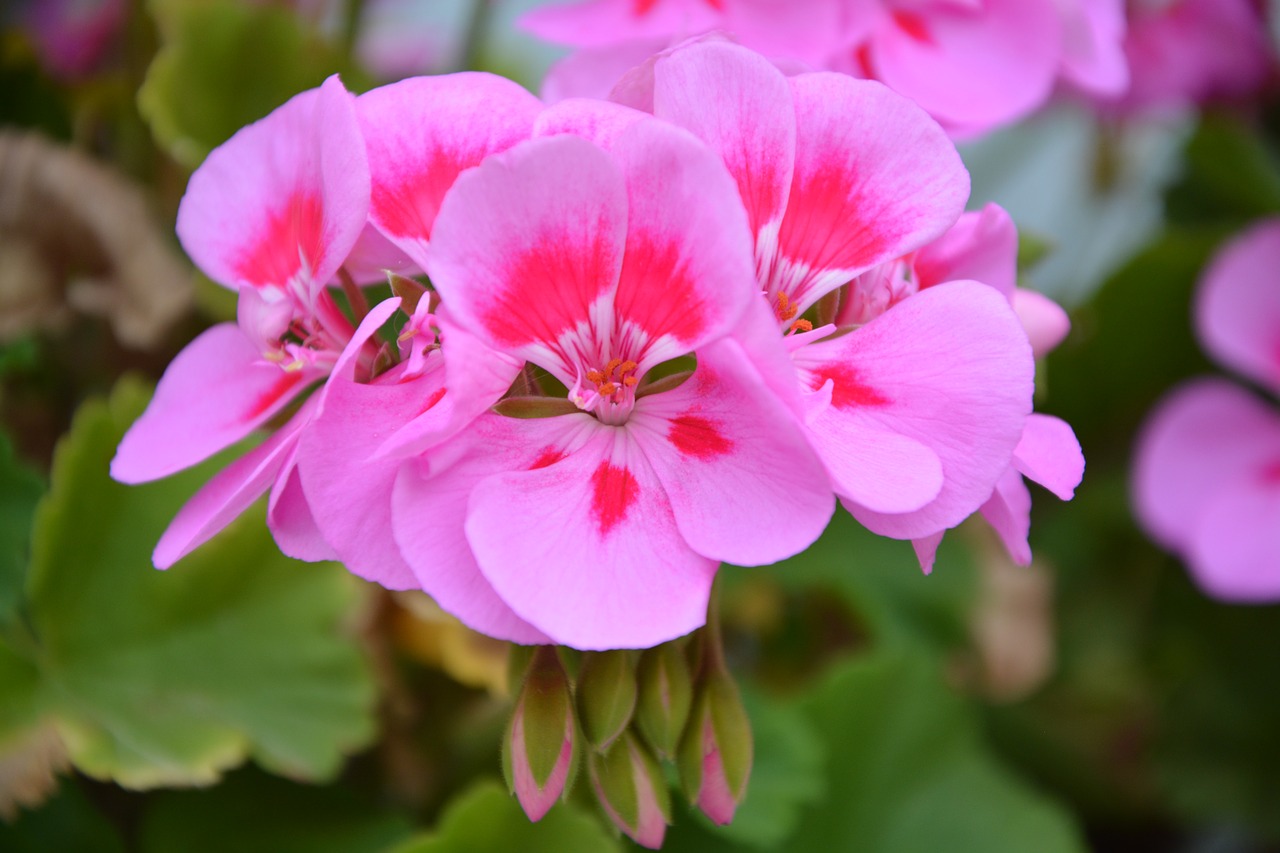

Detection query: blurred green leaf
xmin=788 ymin=652 xmax=1085 ymax=853
xmin=0 ymin=781 xmax=125 ymax=853
xmin=1165 ymin=114 xmax=1280 ymax=227
xmin=389 ymin=779 xmax=620 ymax=853
xmin=761 ymin=510 xmax=976 ymax=653
xmin=3 ymin=377 xmax=376 ymax=788
xmin=140 ymin=767 xmax=415 ymax=853
xmin=138 ymin=0 xmax=363 ymax=168
xmin=0 ymin=432 xmax=43 ymax=627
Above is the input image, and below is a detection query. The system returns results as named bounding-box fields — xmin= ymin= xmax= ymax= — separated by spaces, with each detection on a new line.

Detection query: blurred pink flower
xmin=20 ymin=0 xmax=127 ymax=79
xmin=1105 ymin=0 xmax=1274 ymax=114
xmin=1134 ymin=219 xmax=1280 ymax=601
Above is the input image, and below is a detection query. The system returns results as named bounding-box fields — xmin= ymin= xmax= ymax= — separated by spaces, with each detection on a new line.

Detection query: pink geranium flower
xmin=1134 ymin=220 xmax=1280 ymax=601
xmin=634 ymin=41 xmax=1045 ymax=566
xmin=373 ymin=103 xmax=835 ymax=649
xmin=20 ymin=0 xmax=127 ymax=80
xmin=112 ymin=75 xmax=372 ymax=568
xmin=1104 ymin=0 xmax=1273 ymax=115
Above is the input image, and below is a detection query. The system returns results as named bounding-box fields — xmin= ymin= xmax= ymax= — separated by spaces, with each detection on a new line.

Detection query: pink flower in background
xmin=1105 ymin=0 xmax=1274 ymax=114
xmin=1134 ymin=220 xmax=1280 ymax=601
xmin=19 ymin=0 xmax=126 ymax=80
xmin=112 ymin=75 xmax=372 ymax=568
xmin=525 ymin=0 xmax=1130 ymax=136
xmin=386 ymin=106 xmax=835 ymax=649
xmin=636 ymin=41 xmax=1045 ymax=569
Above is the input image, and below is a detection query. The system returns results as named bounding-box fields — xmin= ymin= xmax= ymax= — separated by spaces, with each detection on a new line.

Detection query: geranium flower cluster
xmin=1134 ymin=220 xmax=1280 ymax=602
xmin=523 ymin=0 xmax=1132 ymax=136
xmin=111 ymin=40 xmax=1082 ymax=652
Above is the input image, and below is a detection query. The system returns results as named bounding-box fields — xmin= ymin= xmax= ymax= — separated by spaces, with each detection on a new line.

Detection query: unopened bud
xmin=503 ymin=646 xmax=578 ymax=821
xmin=634 ymin=643 xmax=692 ymax=759
xmin=589 ymin=731 xmax=671 ymax=849
xmin=576 ymin=650 xmax=636 ymax=752
xmin=678 ymin=671 xmax=752 ymax=825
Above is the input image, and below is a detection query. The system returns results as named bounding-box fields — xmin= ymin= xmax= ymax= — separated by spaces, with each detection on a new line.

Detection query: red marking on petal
xmin=483 ymin=227 xmax=618 ymax=348
xmin=1262 ymin=460 xmax=1280 ymax=485
xmin=530 ymin=448 xmax=566 ymax=470
xmin=633 ymin=0 xmax=659 ymax=14
xmin=372 ymin=149 xmax=471 ymax=241
xmin=891 ymin=11 xmax=934 ymax=44
xmin=809 ymin=364 xmax=888 ymax=409
xmin=244 ymin=370 xmax=307 ymax=421
xmin=703 ymin=0 xmax=725 ymax=10
xmin=233 ymin=193 xmax=324 ymax=287
xmin=668 ymin=414 xmax=733 ymax=460
xmin=590 ymin=461 xmax=639 ymax=535
xmin=616 ymin=236 xmax=707 ymax=344
xmin=419 ymin=387 xmax=447 ymax=415
xmin=778 ymin=166 xmax=898 ymax=276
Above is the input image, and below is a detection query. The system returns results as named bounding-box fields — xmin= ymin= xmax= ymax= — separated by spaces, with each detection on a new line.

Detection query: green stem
xmin=458 ymin=0 xmax=493 ymax=72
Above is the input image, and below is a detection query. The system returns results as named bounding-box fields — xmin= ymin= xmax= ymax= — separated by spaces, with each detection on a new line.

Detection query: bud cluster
xmin=502 ymin=622 xmax=752 ymax=848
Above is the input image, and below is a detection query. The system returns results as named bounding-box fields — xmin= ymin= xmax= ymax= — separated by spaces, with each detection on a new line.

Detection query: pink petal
xmin=914 ymin=203 xmax=1018 ymax=298
xmin=1132 ymin=379 xmax=1280 ymax=553
xmin=1013 ymin=413 xmax=1084 ymax=501
xmin=1013 ymin=289 xmax=1071 ymax=358
xmin=543 ymin=40 xmax=670 ymax=104
xmin=1185 ymin=474 xmax=1280 ymax=602
xmin=718 ymin=0 xmax=845 ymax=66
xmin=912 ymin=531 xmax=946 ymax=575
xmin=609 ymin=116 xmax=758 ymax=363
xmin=651 ymin=41 xmax=796 ymax=245
xmin=1196 ymin=220 xmax=1280 ymax=395
xmin=334 ymin=222 xmax=421 ymax=284
xmin=152 ymin=404 xmax=310 ymax=569
xmin=627 ymin=346 xmax=834 ymax=567
xmin=773 ymin=72 xmax=969 ymax=313
xmin=111 ymin=323 xmax=320 ymax=483
xmin=176 ymin=75 xmax=368 ymax=293
xmin=519 ymin=0 xmax=723 ymax=48
xmin=266 ymin=455 xmax=338 ymax=562
xmin=534 ymin=97 xmax=650 ymax=151
xmin=358 ymin=72 xmax=541 ymax=271
xmin=868 ymin=0 xmax=1063 ymax=132
xmin=463 ymin=419 xmax=719 ymax=649
xmin=1057 ymin=0 xmax=1129 ymax=97
xmin=804 ymin=281 xmax=1034 ymax=538
xmin=979 ymin=467 xmax=1034 ymax=567
xmin=390 ymin=419 xmax=561 ymax=644
xmin=424 ymin=134 xmax=627 ymax=378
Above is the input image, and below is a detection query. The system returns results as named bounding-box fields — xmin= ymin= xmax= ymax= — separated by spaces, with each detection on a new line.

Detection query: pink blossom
xmin=377 ymin=101 xmax=835 ymax=650
xmin=1055 ymin=0 xmax=1130 ymax=98
xmin=1105 ymin=0 xmax=1274 ymax=115
xmin=112 ymin=75 xmax=372 ymax=568
xmin=1134 ymin=220 xmax=1280 ymax=601
xmin=637 ymin=41 xmax=1046 ymax=568
xmin=20 ymin=0 xmax=126 ymax=80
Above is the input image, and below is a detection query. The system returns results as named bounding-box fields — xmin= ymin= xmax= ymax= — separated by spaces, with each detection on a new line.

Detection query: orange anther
xmin=603 ymin=358 xmax=623 ymax=379
xmin=775 ymin=292 xmax=798 ymax=322
xmin=623 ymin=375 xmax=639 ymax=387
xmin=790 ymin=319 xmax=813 ymax=333
xmin=586 ymin=369 xmax=605 ymax=384
xmin=619 ymin=360 xmax=638 ymax=375
xmin=598 ymin=382 xmax=617 ymax=396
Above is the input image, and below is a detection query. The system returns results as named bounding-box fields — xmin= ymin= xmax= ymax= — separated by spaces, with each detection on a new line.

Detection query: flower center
xmin=573 ymin=357 xmax=642 ymax=425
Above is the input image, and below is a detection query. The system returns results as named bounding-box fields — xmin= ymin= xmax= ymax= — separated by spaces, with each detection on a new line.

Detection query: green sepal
xmin=634 ymin=643 xmax=692 ymax=759
xmin=520 ymin=647 xmax=576 ymax=789
xmin=576 ymin=650 xmax=637 ymax=753
xmin=589 ymin=731 xmax=671 ymax=834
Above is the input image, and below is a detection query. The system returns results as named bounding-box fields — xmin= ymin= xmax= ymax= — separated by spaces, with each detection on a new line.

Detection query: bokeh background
xmin=1 ymin=1 xmax=1279 ymax=851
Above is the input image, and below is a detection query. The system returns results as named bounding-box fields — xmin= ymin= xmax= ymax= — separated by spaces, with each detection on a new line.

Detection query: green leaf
xmin=1165 ymin=114 xmax=1280 ymax=227
xmin=0 ymin=781 xmax=126 ymax=853
xmin=388 ymin=779 xmax=621 ymax=853
xmin=0 ymin=432 xmax=44 ymax=627
xmin=138 ymin=0 xmax=365 ymax=168
xmin=139 ymin=768 xmax=415 ymax=853
xmin=10 ymin=377 xmax=375 ymax=788
xmin=785 ymin=652 xmax=1086 ymax=853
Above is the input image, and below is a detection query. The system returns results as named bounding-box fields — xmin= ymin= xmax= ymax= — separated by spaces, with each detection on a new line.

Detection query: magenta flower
xmin=380 ymin=104 xmax=835 ymax=650
xmin=636 ymin=41 xmax=1043 ymax=564
xmin=1105 ymin=0 xmax=1273 ymax=115
xmin=1134 ymin=220 xmax=1280 ymax=601
xmin=111 ymin=75 xmax=375 ymax=568
xmin=19 ymin=0 xmax=127 ymax=80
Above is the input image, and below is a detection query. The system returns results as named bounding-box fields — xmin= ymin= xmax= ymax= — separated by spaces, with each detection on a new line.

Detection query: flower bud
xmin=588 ymin=731 xmax=671 ymax=849
xmin=502 ymin=646 xmax=579 ymax=821
xmin=634 ymin=642 xmax=692 ymax=759
xmin=678 ymin=671 xmax=753 ymax=825
xmin=576 ymin=650 xmax=637 ymax=752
